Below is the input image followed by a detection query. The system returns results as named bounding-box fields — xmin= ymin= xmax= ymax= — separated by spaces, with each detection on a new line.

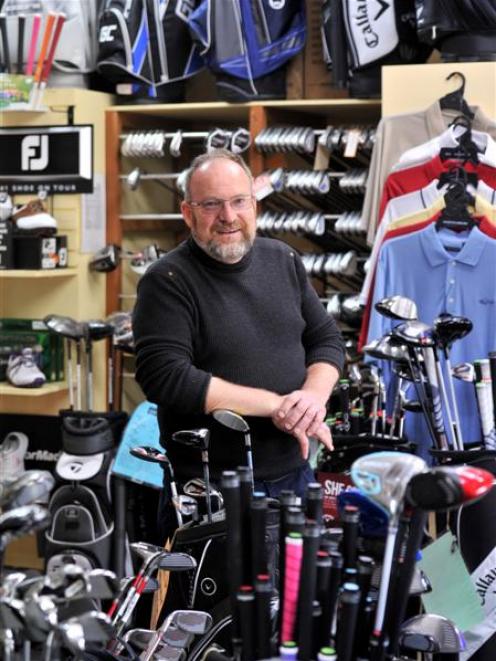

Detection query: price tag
xmin=253 ymin=172 xmax=274 ymax=200
xmin=344 ymin=129 xmax=360 ymax=158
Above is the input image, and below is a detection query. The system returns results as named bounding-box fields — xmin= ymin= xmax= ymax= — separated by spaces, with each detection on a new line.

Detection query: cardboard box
xmin=287 ymin=0 xmax=349 ymax=100
xmin=0 ymin=318 xmax=64 ymax=382
xmin=13 ymin=234 xmax=68 ymax=269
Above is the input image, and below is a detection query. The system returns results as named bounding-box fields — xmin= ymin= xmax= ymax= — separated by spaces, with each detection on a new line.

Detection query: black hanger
xmin=439 ymin=113 xmax=480 ymax=165
xmin=438 ymin=166 xmax=478 ymax=189
xmin=439 ymin=72 xmax=475 ymax=121
xmin=435 ymin=178 xmax=477 ymax=232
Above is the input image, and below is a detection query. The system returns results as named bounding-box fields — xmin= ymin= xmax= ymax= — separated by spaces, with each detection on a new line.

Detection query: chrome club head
xmin=400 ymin=613 xmax=466 ymax=653
xmin=0 ymin=471 xmax=54 ymax=509
xmin=363 ymin=333 xmax=409 ymax=361
xmin=391 ymin=321 xmax=436 ymax=348
xmin=212 ymin=409 xmax=250 ymax=433
xmin=375 ymin=296 xmax=418 ymax=321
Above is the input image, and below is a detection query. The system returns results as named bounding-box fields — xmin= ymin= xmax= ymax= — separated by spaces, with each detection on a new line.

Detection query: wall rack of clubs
xmin=104 ymin=100 xmax=381 ymax=410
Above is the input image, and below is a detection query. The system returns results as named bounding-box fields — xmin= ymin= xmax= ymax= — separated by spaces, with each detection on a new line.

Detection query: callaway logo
xmin=25 ymin=449 xmax=62 ymax=462
xmin=21 ymin=135 xmax=48 ymax=172
xmin=269 ymin=0 xmax=286 ymax=8
xmin=480 ymin=298 xmax=495 ymax=305
xmin=475 ymin=567 xmax=496 ymax=607
xmin=374 ymin=0 xmax=390 ymax=21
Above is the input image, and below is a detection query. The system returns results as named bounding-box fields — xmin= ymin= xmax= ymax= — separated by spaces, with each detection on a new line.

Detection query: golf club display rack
xmin=104 ymin=99 xmax=382 ymax=410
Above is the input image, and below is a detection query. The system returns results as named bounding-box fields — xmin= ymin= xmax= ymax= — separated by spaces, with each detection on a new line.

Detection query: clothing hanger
xmin=437 ymin=165 xmax=478 ymax=189
xmin=439 ymin=114 xmax=480 ymax=165
xmin=439 ymin=72 xmax=475 ymax=121
xmin=435 ymin=176 xmax=478 ymax=232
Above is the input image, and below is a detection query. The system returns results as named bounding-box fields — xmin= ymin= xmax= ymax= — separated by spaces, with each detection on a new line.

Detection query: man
xmin=133 ymin=150 xmax=345 ymax=534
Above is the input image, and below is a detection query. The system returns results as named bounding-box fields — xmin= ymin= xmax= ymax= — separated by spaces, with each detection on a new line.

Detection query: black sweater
xmin=133 ymin=236 xmax=345 ymax=481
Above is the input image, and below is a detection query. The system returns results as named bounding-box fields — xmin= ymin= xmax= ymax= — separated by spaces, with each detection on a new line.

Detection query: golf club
xmin=172 ymin=429 xmax=213 ymax=523
xmin=212 ymin=409 xmax=254 ymax=490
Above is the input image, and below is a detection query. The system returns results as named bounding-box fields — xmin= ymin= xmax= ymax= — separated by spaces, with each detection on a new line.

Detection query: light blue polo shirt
xmin=367 ymin=222 xmax=496 ymax=458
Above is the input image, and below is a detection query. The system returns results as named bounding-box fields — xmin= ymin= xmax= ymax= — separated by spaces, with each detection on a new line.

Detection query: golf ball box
xmin=12 ymin=234 xmax=68 ymax=269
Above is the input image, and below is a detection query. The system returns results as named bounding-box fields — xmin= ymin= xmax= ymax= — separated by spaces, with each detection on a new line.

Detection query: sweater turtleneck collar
xmin=186 ymin=235 xmax=254 ymax=272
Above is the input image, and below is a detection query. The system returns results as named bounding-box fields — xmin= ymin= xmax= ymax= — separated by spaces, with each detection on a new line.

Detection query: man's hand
xmin=292 ymin=421 xmax=334 ymax=460
xmin=272 ymin=389 xmax=327 ymax=439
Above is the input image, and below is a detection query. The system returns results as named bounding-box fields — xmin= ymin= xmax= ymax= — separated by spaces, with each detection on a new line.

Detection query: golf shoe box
xmin=13 ymin=234 xmax=68 ymax=269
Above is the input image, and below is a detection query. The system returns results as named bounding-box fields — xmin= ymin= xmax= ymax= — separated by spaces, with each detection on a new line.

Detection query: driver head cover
xmin=351 ymin=451 xmax=427 ymax=518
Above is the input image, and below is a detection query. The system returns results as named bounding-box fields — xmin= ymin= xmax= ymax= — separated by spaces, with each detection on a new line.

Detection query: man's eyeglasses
xmin=188 ymin=195 xmax=253 ymax=215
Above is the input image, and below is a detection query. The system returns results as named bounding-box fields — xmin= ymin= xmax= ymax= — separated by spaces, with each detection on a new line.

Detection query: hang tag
xmin=253 ymin=172 xmax=274 ymax=200
xmin=344 ymin=129 xmax=360 ymax=158
xmin=314 ymin=142 xmax=331 ymax=170
xmin=418 ymin=532 xmax=485 ymax=632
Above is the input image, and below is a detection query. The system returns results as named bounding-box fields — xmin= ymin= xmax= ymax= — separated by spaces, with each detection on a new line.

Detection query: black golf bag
xmin=43 ymin=410 xmax=128 ymax=574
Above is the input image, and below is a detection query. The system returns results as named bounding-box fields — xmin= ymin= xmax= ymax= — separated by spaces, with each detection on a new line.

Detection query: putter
xmin=172 ymin=429 xmax=213 ymax=522
xmin=212 ymin=409 xmax=254 ymax=489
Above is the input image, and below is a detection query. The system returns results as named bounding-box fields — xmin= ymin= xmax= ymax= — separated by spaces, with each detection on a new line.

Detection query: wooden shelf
xmin=0 ymin=268 xmax=78 ymax=279
xmin=0 ymin=382 xmax=67 ymax=397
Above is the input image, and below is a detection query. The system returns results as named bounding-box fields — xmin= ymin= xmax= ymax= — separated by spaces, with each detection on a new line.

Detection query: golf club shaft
xmin=489 ymin=352 xmax=496 ymax=428
xmin=0 ymin=15 xmax=10 ymax=73
xmin=443 ymin=352 xmax=464 ymax=450
xmin=66 ymin=339 xmax=74 ymax=409
xmin=373 ymin=523 xmax=398 ymax=634
xmin=202 ymin=452 xmax=213 ymax=523
xmin=244 ymin=432 xmax=255 ymax=489
xmin=422 ymin=347 xmax=449 ymax=450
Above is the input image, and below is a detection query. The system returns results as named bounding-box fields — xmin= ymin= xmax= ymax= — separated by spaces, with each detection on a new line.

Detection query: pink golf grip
xmin=26 ymin=14 xmax=41 ymax=75
xmin=281 ymin=535 xmax=303 ymax=643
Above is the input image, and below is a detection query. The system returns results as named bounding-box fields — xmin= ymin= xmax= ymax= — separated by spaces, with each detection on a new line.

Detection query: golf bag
xmin=158 ymin=502 xmax=280 ymax=624
xmin=96 ymin=0 xmax=204 ymax=102
xmin=44 ymin=410 xmax=128 ymax=573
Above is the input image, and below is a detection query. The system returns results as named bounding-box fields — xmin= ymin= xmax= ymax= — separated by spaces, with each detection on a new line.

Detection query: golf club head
xmin=363 ymin=333 xmax=409 ymax=361
xmin=434 ymin=313 xmax=473 ymax=350
xmin=212 ymin=409 xmax=250 ymax=433
xmin=0 ymin=504 xmax=51 ymax=547
xmin=170 ymin=130 xmax=183 ymax=157
xmin=351 ymin=452 xmax=427 ymax=519
xmin=0 ymin=470 xmax=54 ymax=509
xmin=337 ymin=488 xmax=389 ymax=538
xmin=89 ymin=244 xmax=121 ymax=273
xmin=402 ymin=399 xmax=424 ymax=413
xmin=399 ymin=613 xmax=466 ymax=653
xmin=58 ymin=611 xmax=115 ymax=651
xmin=452 ymin=362 xmax=476 ymax=382
xmin=126 ymin=167 xmax=142 ymax=191
xmin=130 ymin=445 xmax=170 ymax=466
xmin=172 ymin=428 xmax=210 ymax=451
xmin=130 ymin=243 xmax=163 ymax=275
xmin=87 ymin=569 xmax=121 ymax=600
xmin=183 ymin=478 xmax=224 ymax=514
xmin=85 ymin=320 xmax=115 ymax=342
xmin=171 ymin=609 xmax=213 ymax=635
xmin=375 ymin=296 xmax=418 ymax=321
xmin=157 ymin=552 xmax=197 ymax=572
xmin=43 ymin=314 xmax=85 ymax=340
xmin=124 ymin=629 xmax=186 ymax=659
xmin=172 ymin=494 xmax=199 ymax=520
xmin=391 ymin=321 xmax=436 ymax=348
xmin=406 ymin=465 xmax=495 ymax=511
xmin=130 ymin=542 xmax=170 ymax=566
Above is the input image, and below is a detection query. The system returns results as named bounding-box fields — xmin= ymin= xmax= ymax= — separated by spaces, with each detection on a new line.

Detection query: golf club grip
xmin=238 ymin=468 xmax=253 ymax=584
xmin=112 ymin=476 xmax=127 ymax=578
xmin=220 ymin=472 xmax=243 ymax=631
xmin=296 ymin=523 xmax=321 ymax=659
xmin=354 ymin=557 xmax=375 ymax=657
xmin=341 ymin=506 xmax=359 ymax=569
xmin=250 ymin=497 xmax=268 ymax=580
xmin=335 ymin=583 xmax=360 ymax=661
xmin=237 ymin=589 xmax=255 ymax=661
xmin=385 ymin=509 xmax=428 ymax=656
xmin=26 ymin=14 xmax=41 ymax=75
xmin=278 ymin=493 xmax=299 ymax=629
xmin=34 ymin=12 xmax=56 ymax=82
xmin=255 ymin=575 xmax=272 ymax=660
xmin=305 ymin=483 xmax=324 ymax=525
xmin=476 ymin=383 xmax=493 ymax=437
xmin=281 ymin=533 xmax=303 ymax=644
xmin=490 ymin=352 xmax=496 ymax=427
xmin=316 ymin=553 xmax=333 ymax=649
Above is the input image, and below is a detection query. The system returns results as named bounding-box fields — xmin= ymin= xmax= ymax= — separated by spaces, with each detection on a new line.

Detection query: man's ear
xmin=181 ymin=200 xmax=193 ymax=230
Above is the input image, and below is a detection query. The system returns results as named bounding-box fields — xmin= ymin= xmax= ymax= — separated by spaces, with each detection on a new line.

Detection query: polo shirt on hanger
xmin=366 ymin=223 xmax=496 ymax=458
xmin=360 ymin=179 xmax=496 ymax=305
xmin=378 ymin=155 xmax=496 ymax=222
xmin=393 ymin=127 xmax=496 ymax=172
xmin=362 ymin=101 xmax=496 ymax=245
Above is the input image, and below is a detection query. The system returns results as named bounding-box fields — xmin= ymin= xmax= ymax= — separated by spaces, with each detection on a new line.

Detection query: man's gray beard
xmin=193 ymin=235 xmax=253 ymax=263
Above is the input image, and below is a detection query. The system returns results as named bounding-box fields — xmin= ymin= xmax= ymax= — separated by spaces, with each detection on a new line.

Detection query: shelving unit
xmin=0 ymin=88 xmax=113 ymax=415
